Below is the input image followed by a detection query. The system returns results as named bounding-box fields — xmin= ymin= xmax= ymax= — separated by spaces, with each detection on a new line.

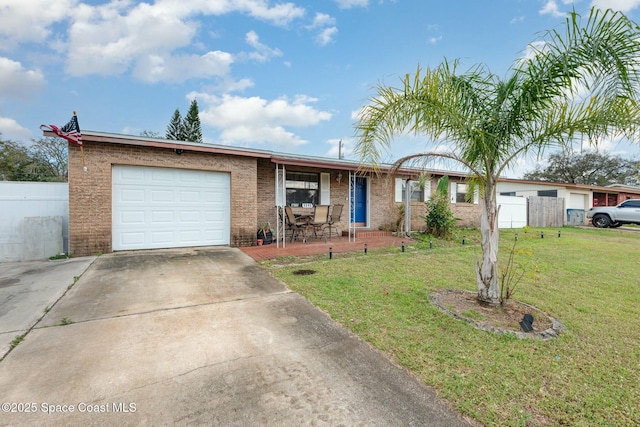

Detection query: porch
xmin=240 ymin=232 xmax=408 ymax=261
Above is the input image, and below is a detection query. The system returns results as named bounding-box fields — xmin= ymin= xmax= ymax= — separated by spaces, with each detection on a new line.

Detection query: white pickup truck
xmin=586 ymin=199 xmax=640 ymax=228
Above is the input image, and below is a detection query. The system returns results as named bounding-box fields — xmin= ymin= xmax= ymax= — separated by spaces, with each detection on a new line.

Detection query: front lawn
xmin=266 ymin=227 xmax=640 ymax=427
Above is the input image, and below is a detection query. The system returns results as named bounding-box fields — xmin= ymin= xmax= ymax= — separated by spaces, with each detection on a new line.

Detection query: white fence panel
xmin=497 ymin=195 xmax=527 ymax=229
xmin=0 ymin=182 xmax=69 ymax=262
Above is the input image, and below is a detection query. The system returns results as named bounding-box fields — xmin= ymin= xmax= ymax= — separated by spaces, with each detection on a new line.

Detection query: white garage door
xmin=112 ymin=165 xmax=230 ymax=251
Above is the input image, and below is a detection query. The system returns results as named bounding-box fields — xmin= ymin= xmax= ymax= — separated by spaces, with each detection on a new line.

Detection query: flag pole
xmin=73 ymin=111 xmax=87 ymax=170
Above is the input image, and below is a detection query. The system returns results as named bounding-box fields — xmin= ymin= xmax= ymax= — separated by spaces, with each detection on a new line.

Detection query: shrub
xmin=423 ymin=194 xmax=457 ymax=238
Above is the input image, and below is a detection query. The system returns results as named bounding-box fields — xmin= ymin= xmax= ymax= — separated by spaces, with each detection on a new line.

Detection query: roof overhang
xmin=498 ymin=177 xmax=640 ymax=195
xmin=43 ymin=129 xmax=470 ymax=178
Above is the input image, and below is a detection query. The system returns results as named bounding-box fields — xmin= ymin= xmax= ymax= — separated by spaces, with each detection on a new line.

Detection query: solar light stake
xmin=515 ymin=233 xmax=518 ymax=241
xmin=429 ymin=239 xmax=433 ymax=249
xmin=364 ymin=243 xmax=368 ymax=254
xmin=329 ymin=246 xmax=333 ymax=260
xmin=558 ymin=230 xmax=561 ymax=238
xmin=401 ymin=241 xmax=405 ymax=252
xmin=541 ymin=231 xmax=544 ymax=239
xmin=462 ymin=236 xmax=466 ymax=245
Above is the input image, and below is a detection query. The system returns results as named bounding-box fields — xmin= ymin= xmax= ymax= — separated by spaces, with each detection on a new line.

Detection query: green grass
xmin=266 ymin=227 xmax=640 ymax=427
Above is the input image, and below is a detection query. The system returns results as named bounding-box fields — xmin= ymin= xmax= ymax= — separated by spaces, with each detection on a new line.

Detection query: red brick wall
xmin=68 ymin=140 xmax=257 ymax=256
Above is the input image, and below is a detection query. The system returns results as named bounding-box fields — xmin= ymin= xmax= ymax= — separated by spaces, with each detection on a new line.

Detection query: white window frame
xmin=395 ymin=178 xmax=429 ymax=202
xmin=450 ymin=182 xmax=478 ymax=204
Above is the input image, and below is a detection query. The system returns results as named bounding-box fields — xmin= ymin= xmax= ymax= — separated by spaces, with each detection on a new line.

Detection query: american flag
xmin=40 ymin=113 xmax=82 ymax=146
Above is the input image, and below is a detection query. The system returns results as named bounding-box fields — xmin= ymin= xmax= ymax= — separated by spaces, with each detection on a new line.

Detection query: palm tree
xmin=354 ymin=8 xmax=640 ymax=305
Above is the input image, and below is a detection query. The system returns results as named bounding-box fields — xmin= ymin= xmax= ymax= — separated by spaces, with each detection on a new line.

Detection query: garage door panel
xmin=120 ymin=189 xmax=146 ymax=203
xmin=202 ymin=230 xmax=225 ymax=241
xmin=178 ymin=230 xmax=202 ymax=243
xmin=150 ymin=231 xmax=175 ymax=245
xmin=119 ymin=167 xmax=145 ymax=182
xmin=120 ymin=210 xmax=146 ymax=224
xmin=178 ymin=170 xmax=202 ymax=183
xmin=151 ymin=211 xmax=174 ymax=223
xmin=179 ymin=210 xmax=201 ymax=222
xmin=151 ymin=168 xmax=175 ymax=183
xmin=113 ymin=166 xmax=230 ymax=250
xmin=179 ymin=190 xmax=201 ymax=203
xmin=121 ymin=232 xmax=146 ymax=246
xmin=150 ymin=190 xmax=174 ymax=203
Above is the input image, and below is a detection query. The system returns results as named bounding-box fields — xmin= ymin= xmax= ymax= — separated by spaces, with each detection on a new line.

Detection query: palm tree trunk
xmin=475 ymin=190 xmax=500 ymax=305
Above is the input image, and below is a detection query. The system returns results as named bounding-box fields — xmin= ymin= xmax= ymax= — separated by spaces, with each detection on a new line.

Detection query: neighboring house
xmin=595 ymin=184 xmax=640 ymax=206
xmin=46 ymin=130 xmax=482 ymax=257
xmin=496 ymin=178 xmax=640 ymax=225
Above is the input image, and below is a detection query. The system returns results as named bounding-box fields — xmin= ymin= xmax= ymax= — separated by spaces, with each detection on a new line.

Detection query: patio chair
xmin=307 ymin=205 xmax=330 ymax=241
xmin=324 ymin=204 xmax=343 ymax=240
xmin=284 ymin=206 xmax=308 ymax=242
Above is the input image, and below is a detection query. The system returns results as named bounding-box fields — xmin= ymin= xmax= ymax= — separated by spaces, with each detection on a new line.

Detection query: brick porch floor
xmin=240 ymin=232 xmax=410 ymax=261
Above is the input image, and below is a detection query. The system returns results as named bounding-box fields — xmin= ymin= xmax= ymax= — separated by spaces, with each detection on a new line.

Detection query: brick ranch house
xmin=49 ymin=130 xmax=481 ymax=257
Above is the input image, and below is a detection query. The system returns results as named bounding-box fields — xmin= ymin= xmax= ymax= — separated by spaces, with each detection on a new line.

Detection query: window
xmin=620 ymin=200 xmax=640 ymax=208
xmin=456 ymin=183 xmax=468 ymax=203
xmin=450 ymin=182 xmax=478 ymax=204
xmin=286 ymin=172 xmax=319 ymax=206
xmin=395 ymin=178 xmax=430 ymax=203
xmin=500 ymin=192 xmax=516 ymax=196
xmin=537 ymin=190 xmax=557 ymax=197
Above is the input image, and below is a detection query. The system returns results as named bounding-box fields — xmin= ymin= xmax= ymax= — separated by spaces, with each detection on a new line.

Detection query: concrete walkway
xmin=0 ymin=247 xmax=472 ymax=426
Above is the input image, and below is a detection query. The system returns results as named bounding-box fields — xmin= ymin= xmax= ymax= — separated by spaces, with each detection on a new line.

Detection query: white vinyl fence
xmin=0 ymin=182 xmax=69 ymax=262
xmin=497 ymin=195 xmax=527 ymax=229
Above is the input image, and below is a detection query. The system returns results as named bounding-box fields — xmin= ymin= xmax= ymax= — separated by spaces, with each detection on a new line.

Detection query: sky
xmin=2 ymin=0 xmax=640 ymax=178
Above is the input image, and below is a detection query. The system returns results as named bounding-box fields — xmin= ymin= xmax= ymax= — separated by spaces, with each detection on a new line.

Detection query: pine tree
xmin=166 ymin=108 xmax=184 ymax=140
xmin=182 ymin=99 xmax=203 ymax=143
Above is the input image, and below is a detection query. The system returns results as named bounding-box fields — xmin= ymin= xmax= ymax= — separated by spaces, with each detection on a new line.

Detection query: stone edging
xmin=429 ymin=289 xmax=565 ymax=340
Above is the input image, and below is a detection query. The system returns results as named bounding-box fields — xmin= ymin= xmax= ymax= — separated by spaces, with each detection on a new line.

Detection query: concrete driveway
xmin=0 ymin=256 xmax=96 ymax=357
xmin=0 ymin=247 xmax=472 ymax=426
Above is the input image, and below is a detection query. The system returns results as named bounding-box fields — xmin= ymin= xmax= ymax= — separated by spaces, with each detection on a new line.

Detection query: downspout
xmin=275 ymin=163 xmax=286 ymax=248
xmin=404 ymin=179 xmax=411 ymax=236
xmin=349 ymin=171 xmax=354 ymax=242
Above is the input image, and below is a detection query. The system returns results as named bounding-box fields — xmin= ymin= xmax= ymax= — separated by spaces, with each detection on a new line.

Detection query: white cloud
xmin=207 ymin=77 xmax=255 ymax=93
xmin=519 ymin=41 xmax=548 ymax=62
xmin=240 ymin=31 xmax=283 ymax=62
xmin=196 ymin=93 xmax=332 ymax=148
xmin=309 ymin=13 xmax=336 ymax=29
xmin=62 ymin=0 xmax=304 ymax=80
xmin=541 ymin=0 xmax=640 ymax=16
xmin=333 ymin=0 xmax=369 ymax=9
xmin=427 ymin=36 xmax=442 ymax=45
xmin=133 ymin=50 xmax=233 ymax=83
xmin=307 ymin=13 xmax=338 ymax=45
xmin=1 ymin=0 xmax=305 ymax=82
xmin=316 ymin=27 xmax=339 ymax=46
xmin=136 ymin=0 xmax=305 ymax=26
xmin=591 ymin=0 xmax=640 ymax=13
xmin=0 ymin=116 xmax=32 ymax=141
xmin=0 ymin=0 xmax=75 ymax=49
xmin=66 ymin=1 xmax=198 ymax=76
xmin=0 ymin=57 xmax=46 ymax=99
xmin=539 ymin=1 xmax=566 ymax=18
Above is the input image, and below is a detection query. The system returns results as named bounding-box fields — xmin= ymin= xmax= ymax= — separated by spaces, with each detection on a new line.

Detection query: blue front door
xmin=351 ymin=177 xmax=367 ymax=224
